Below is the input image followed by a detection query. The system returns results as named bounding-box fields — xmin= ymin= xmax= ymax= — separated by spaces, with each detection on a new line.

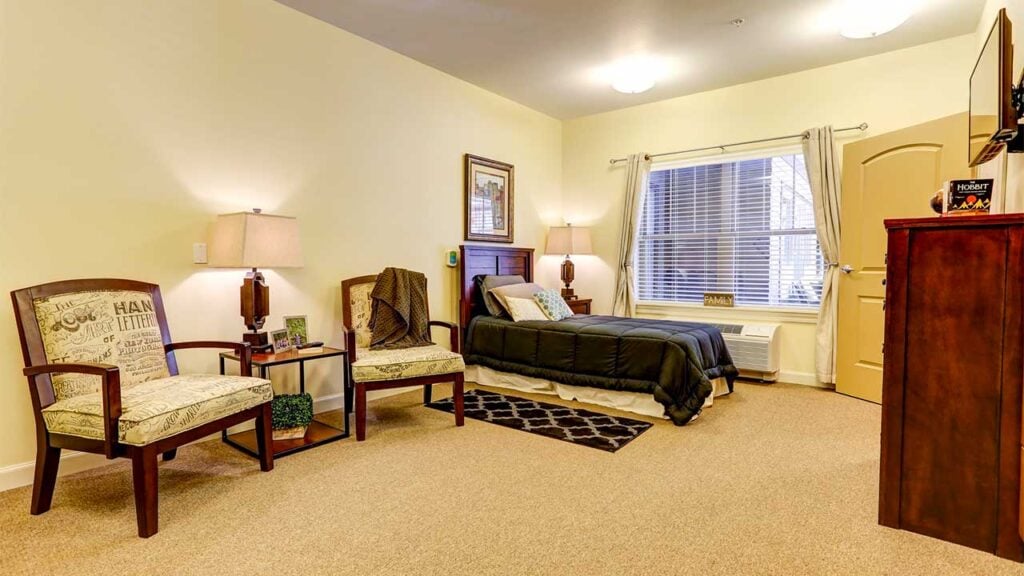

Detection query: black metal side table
xmin=220 ymin=346 xmax=351 ymax=458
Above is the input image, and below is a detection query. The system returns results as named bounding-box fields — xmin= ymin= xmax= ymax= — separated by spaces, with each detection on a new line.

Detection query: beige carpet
xmin=0 ymin=382 xmax=1020 ymax=576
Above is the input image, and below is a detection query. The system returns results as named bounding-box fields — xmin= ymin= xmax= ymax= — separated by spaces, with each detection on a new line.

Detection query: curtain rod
xmin=608 ymin=122 xmax=869 ymax=165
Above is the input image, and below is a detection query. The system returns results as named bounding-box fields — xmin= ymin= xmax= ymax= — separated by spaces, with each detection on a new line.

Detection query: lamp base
xmin=243 ymin=331 xmax=272 ymax=353
xmin=241 ymin=269 xmax=270 ymax=332
xmin=560 ymin=256 xmax=576 ymax=300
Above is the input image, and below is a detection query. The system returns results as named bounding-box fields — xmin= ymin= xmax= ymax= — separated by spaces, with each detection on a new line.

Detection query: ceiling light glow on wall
xmin=606 ymin=56 xmax=668 ymax=94
xmin=838 ymin=0 xmax=915 ymax=39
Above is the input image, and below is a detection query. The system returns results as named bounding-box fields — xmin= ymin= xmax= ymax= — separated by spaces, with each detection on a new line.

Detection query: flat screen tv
xmin=970 ymin=8 xmax=1017 ymax=167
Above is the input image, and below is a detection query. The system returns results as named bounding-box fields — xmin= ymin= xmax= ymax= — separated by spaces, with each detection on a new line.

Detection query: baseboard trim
xmin=776 ymin=371 xmax=830 ymax=388
xmin=0 ymin=388 xmax=414 ymax=494
xmin=0 ymin=451 xmax=114 ymax=494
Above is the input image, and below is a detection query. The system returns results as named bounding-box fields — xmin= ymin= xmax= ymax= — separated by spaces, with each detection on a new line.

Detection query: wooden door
xmin=836 ymin=113 xmax=971 ymax=402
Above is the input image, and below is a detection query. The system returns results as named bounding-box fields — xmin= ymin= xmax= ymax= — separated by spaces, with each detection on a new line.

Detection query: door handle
xmin=840 ymin=265 xmax=854 ymax=274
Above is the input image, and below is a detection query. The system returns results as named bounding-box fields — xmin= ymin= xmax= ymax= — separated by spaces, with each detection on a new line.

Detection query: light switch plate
xmin=193 ymin=243 xmax=208 ymax=264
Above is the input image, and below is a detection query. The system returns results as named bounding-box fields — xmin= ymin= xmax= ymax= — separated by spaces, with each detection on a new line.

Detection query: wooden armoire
xmin=880 ymin=214 xmax=1024 ymax=561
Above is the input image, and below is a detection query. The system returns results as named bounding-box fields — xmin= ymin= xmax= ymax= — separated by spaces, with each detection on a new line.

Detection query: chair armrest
xmin=428 ymin=321 xmax=461 ymax=354
xmin=24 ymin=363 xmax=122 ymax=459
xmin=24 ymin=362 xmax=119 ymax=378
xmin=165 ymin=340 xmax=253 ymax=377
xmin=342 ymin=327 xmax=358 ymax=363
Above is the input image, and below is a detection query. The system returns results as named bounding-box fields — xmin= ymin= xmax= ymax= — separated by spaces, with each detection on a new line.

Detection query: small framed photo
xmin=465 ymin=154 xmax=514 ymax=243
xmin=283 ymin=315 xmax=308 ymax=347
xmin=270 ymin=329 xmax=293 ymax=353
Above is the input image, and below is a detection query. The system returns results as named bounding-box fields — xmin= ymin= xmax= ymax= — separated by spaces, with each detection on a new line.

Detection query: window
xmin=637 ymin=152 xmax=823 ymax=309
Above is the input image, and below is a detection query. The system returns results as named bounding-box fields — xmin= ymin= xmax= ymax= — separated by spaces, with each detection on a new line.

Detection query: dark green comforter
xmin=464 ymin=315 xmax=738 ymax=425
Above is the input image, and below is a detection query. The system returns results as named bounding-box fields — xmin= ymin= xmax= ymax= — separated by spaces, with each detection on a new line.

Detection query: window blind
xmin=637 ymin=153 xmax=823 ymax=309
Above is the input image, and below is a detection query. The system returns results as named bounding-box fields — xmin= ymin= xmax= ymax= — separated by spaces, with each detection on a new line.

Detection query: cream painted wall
xmin=561 ymin=35 xmax=976 ymax=383
xmin=0 ymin=0 xmax=985 ymax=480
xmin=0 ymin=0 xmax=562 ymax=474
xmin=977 ymin=1 xmax=1024 ymax=73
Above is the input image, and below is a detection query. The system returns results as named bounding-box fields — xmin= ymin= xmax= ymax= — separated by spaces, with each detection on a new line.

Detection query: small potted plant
xmin=271 ymin=393 xmax=313 ymax=440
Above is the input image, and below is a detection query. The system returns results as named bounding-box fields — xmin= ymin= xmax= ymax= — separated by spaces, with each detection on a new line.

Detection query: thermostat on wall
xmin=445 ymin=250 xmax=458 ymax=267
xmin=193 ymin=243 xmax=208 ymax=264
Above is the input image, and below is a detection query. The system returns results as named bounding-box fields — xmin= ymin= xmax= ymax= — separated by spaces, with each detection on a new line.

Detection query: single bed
xmin=458 ymin=245 xmax=738 ymax=425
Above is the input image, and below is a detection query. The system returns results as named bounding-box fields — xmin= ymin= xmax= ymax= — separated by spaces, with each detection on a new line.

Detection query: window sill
xmin=636 ymin=301 xmax=819 ymax=325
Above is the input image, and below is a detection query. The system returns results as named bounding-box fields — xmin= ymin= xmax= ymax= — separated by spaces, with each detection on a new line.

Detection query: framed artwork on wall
xmin=465 ymin=154 xmax=514 ymax=243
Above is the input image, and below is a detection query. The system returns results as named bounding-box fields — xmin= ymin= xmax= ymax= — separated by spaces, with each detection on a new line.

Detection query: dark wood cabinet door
xmin=881 ymin=215 xmax=1024 ymax=562
xmin=899 ymin=226 xmax=1006 ymax=551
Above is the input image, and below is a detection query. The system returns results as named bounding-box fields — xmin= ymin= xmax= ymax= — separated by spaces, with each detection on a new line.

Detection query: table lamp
xmin=208 ymin=209 xmax=303 ymax=352
xmin=545 ymin=223 xmax=592 ymax=300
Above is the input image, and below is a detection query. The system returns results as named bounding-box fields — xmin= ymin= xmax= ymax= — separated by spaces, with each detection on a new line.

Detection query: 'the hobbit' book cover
xmin=947 ymin=179 xmax=993 ymax=215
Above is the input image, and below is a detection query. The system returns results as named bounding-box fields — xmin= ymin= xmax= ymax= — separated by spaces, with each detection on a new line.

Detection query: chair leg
xmin=254 ymin=402 xmax=274 ymax=472
xmin=30 ymin=443 xmax=61 ymax=515
xmin=344 ymin=378 xmax=354 ymax=415
xmin=423 ymin=384 xmax=433 ymax=405
xmin=131 ymin=446 xmax=159 ymax=538
xmin=453 ymin=374 xmax=465 ymax=427
xmin=162 ymin=449 xmax=177 ymax=462
xmin=356 ymin=382 xmax=367 ymax=441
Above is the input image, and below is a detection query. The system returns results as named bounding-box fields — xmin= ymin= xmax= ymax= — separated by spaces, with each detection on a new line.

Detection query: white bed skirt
xmin=465 ymin=364 xmax=731 ymax=420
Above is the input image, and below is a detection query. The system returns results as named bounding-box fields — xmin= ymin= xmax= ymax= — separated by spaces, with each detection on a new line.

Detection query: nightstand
xmin=565 ymin=298 xmax=591 ymax=314
xmin=219 ymin=346 xmax=351 ymax=459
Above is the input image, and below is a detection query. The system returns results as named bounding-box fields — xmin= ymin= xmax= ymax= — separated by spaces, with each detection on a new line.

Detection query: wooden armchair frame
xmin=11 ymin=278 xmax=274 ymax=538
xmin=341 ymin=275 xmax=464 ymax=441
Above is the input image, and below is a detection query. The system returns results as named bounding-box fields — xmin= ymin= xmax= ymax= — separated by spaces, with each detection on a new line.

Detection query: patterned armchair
xmin=11 ymin=279 xmax=275 ymax=538
xmin=341 ymin=275 xmax=464 ymax=441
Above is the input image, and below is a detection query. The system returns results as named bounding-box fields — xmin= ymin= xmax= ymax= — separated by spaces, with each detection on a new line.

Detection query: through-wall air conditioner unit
xmin=712 ymin=323 xmax=781 ymax=382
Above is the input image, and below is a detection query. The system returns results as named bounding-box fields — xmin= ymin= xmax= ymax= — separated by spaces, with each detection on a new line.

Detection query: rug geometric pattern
xmin=428 ymin=389 xmax=652 ymax=453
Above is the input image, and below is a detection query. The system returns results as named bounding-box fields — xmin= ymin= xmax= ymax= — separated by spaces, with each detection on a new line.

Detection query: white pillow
xmin=503 ymin=296 xmax=549 ymax=322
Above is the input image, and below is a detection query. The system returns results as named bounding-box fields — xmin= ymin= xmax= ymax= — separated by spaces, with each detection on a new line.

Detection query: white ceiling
xmin=275 ymin=0 xmax=984 ymax=119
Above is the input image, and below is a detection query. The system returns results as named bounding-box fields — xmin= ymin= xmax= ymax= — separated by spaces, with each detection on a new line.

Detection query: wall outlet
xmin=193 ymin=243 xmax=208 ymax=264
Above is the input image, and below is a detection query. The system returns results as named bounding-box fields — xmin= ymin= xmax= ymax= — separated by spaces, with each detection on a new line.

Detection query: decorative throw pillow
xmin=489 ymin=282 xmax=543 ymax=316
xmin=479 ymin=275 xmax=526 ymax=317
xmin=503 ymin=296 xmax=550 ymax=322
xmin=533 ymin=289 xmax=575 ymax=321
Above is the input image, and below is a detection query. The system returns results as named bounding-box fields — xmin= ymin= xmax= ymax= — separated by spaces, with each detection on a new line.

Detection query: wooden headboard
xmin=459 ymin=244 xmax=535 ymax=330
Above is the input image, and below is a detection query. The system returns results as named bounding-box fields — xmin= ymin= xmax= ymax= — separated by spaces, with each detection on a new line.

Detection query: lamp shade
xmin=545 ymin=225 xmax=592 ymax=256
xmin=208 ymin=211 xmax=303 ymax=269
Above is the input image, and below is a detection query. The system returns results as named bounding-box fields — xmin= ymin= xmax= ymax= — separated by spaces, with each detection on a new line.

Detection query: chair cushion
xmin=351 ymin=344 xmax=465 ymax=383
xmin=41 ymin=374 xmax=273 ymax=446
xmin=32 ymin=290 xmax=171 ymax=401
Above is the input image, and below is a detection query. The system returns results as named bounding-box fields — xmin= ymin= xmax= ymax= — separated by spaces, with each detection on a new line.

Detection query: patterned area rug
xmin=428 ymin=389 xmax=652 ymax=452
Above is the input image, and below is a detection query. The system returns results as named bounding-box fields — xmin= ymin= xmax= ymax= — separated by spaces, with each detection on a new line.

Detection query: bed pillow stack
xmin=482 ymin=277 xmax=575 ymax=322
xmin=533 ymin=289 xmax=574 ymax=321
xmin=479 ymin=275 xmax=528 ymax=317
xmin=488 ymin=282 xmax=544 ymax=317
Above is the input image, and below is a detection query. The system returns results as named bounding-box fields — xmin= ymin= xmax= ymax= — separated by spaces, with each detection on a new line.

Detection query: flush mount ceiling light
xmin=838 ymin=0 xmax=915 ymax=39
xmin=605 ymin=56 xmax=669 ymax=94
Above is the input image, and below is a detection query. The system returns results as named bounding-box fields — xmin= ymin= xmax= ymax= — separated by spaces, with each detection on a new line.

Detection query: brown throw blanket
xmin=369 ymin=267 xmax=433 ymax=350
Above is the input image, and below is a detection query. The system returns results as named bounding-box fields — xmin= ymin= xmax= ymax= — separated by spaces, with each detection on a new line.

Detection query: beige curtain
xmin=612 ymin=153 xmax=651 ymax=317
xmin=803 ymin=127 xmax=841 ymax=386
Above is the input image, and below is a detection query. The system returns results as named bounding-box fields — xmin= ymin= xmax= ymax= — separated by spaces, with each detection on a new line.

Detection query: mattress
xmin=467 ymin=364 xmax=732 ymax=420
xmin=463 ymin=314 xmax=738 ymax=425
